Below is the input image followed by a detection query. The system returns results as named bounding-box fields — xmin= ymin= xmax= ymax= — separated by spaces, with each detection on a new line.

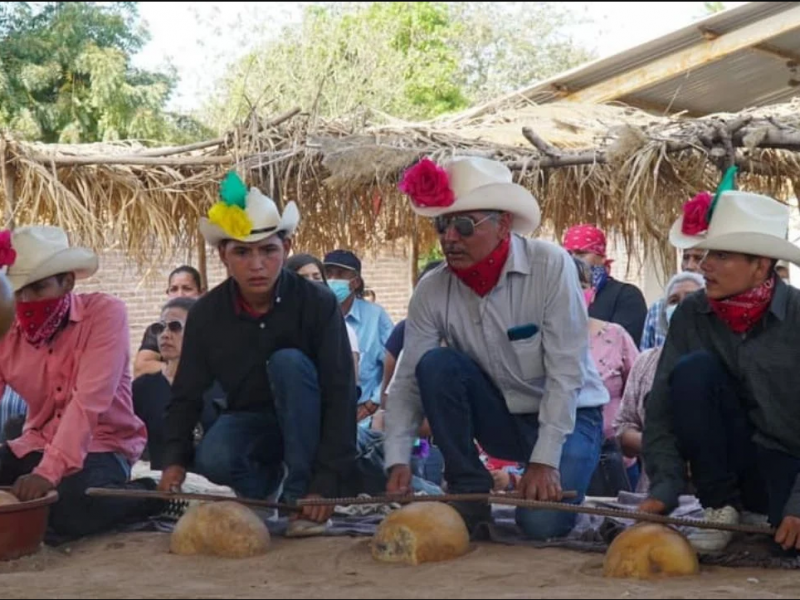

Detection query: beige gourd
xmin=603 ymin=524 xmax=700 ymax=579
xmin=0 ymin=491 xmax=20 ymax=506
xmin=372 ymin=502 xmax=470 ymax=566
xmin=170 ymin=501 xmax=270 ymax=559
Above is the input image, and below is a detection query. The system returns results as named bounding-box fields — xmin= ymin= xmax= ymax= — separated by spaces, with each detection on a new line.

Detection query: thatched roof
xmin=3 ymin=99 xmax=800 ymax=272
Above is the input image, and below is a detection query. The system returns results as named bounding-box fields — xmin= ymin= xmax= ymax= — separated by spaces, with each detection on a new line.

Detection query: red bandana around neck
xmin=450 ymin=236 xmax=511 ymax=297
xmin=16 ymin=294 xmax=72 ymax=347
xmin=707 ymin=277 xmax=776 ymax=334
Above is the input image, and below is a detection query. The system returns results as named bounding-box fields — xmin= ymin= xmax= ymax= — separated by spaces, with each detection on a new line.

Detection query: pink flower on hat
xmin=398 ymin=158 xmax=455 ymax=209
xmin=681 ymin=192 xmax=712 ymax=236
xmin=0 ymin=230 xmax=16 ymax=268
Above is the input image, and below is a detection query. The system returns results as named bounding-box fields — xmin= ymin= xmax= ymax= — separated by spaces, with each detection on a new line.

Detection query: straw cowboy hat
xmin=5 ymin=226 xmax=98 ymax=292
xmin=669 ymin=191 xmax=800 ymax=265
xmin=199 ymin=183 xmax=300 ymax=246
xmin=399 ymin=157 xmax=541 ymax=235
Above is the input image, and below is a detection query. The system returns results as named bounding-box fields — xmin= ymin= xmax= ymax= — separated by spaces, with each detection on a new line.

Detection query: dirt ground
xmin=1 ymin=532 xmax=798 ymax=599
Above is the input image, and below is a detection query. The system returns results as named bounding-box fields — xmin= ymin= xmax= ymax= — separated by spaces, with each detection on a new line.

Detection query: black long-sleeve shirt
xmin=589 ymin=278 xmax=648 ymax=346
xmin=163 ymin=272 xmax=357 ymax=497
xmin=644 ymin=280 xmax=800 ymax=516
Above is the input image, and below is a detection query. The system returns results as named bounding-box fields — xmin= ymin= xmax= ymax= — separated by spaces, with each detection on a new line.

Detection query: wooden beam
xmin=616 ymin=97 xmax=704 ymax=118
xmin=565 ymin=5 xmax=800 ymax=104
xmin=0 ymin=139 xmax=16 ymax=229
xmin=196 ymin=231 xmax=208 ymax=291
xmin=28 ymin=153 xmax=234 ymax=167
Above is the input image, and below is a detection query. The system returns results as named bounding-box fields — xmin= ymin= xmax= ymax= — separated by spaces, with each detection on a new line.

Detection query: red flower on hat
xmin=0 ymin=230 xmax=16 ymax=268
xmin=398 ymin=158 xmax=455 ymax=209
xmin=681 ymin=192 xmax=712 ymax=236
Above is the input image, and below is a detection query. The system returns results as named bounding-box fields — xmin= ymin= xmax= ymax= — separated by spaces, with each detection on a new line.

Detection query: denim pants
xmin=194 ymin=349 xmax=322 ymax=504
xmin=0 ymin=448 xmax=158 ymax=542
xmin=417 ymin=347 xmax=603 ymax=541
xmin=670 ymin=351 xmax=800 ymax=527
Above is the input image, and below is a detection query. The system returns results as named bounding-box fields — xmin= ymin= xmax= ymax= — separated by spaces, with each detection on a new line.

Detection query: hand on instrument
xmin=638 ymin=498 xmax=667 ymax=515
xmin=357 ymin=401 xmax=379 ymax=423
xmin=386 ymin=464 xmax=412 ymax=496
xmin=491 ymin=470 xmax=511 ymax=493
xmin=519 ymin=463 xmax=562 ymax=502
xmin=297 ymin=494 xmax=334 ymax=523
xmin=158 ymin=465 xmax=187 ymax=493
xmin=12 ymin=474 xmax=54 ymax=501
xmin=775 ymin=515 xmax=800 ymax=551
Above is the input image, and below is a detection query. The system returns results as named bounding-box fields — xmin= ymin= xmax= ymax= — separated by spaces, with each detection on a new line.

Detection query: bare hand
xmin=158 ymin=465 xmax=187 ymax=493
xmin=12 ymin=474 xmax=54 ymax=502
xmin=356 ymin=401 xmax=379 ymax=423
xmin=639 ymin=498 xmax=667 ymax=514
xmin=519 ymin=463 xmax=562 ymax=502
xmin=775 ymin=515 xmax=800 ymax=551
xmin=297 ymin=494 xmax=334 ymax=524
xmin=386 ymin=464 xmax=412 ymax=496
xmin=491 ymin=470 xmax=511 ymax=492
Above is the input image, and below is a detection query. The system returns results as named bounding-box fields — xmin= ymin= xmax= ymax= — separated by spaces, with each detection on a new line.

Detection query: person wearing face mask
xmin=0 ymin=226 xmax=158 ymax=540
xmin=563 ymin=225 xmax=648 ymax=346
xmin=323 ymin=250 xmax=394 ymax=425
xmin=613 ymin=272 xmax=705 ymax=493
xmin=132 ymin=297 xmax=225 ymax=470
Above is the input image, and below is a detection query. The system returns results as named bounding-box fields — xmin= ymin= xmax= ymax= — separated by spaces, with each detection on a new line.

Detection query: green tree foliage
xmin=0 ymin=2 xmax=209 ymax=143
xmin=206 ymin=2 xmax=594 ymax=129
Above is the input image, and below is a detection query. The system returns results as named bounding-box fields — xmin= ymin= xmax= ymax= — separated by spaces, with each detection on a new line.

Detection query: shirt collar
xmin=228 ymin=272 xmax=285 ymax=318
xmin=67 ymin=293 xmax=84 ymax=323
xmin=505 ymin=235 xmax=531 ymax=277
xmin=346 ymin=297 xmax=362 ymax=323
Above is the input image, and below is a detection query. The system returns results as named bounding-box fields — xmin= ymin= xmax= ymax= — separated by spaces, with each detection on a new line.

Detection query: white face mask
xmin=665 ymin=304 xmax=678 ymax=324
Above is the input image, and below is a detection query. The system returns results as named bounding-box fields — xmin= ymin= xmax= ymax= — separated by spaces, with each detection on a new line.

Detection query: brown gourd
xmin=372 ymin=502 xmax=470 ymax=566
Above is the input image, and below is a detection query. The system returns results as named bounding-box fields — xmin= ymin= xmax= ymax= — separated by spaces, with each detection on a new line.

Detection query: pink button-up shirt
xmin=0 ymin=293 xmax=146 ymax=486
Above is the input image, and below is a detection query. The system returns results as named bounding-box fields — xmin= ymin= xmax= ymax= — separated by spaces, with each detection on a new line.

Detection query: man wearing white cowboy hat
xmin=0 ymin=225 xmax=157 ymax=539
xmin=160 ymin=173 xmax=358 ymax=537
xmin=385 ymin=156 xmax=609 ymax=540
xmin=640 ymin=187 xmax=800 ymax=554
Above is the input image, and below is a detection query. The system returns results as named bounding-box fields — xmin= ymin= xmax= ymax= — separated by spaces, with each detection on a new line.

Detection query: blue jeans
xmin=194 ymin=349 xmax=322 ymax=504
xmin=417 ymin=347 xmax=603 ymax=541
xmin=670 ymin=351 xmax=800 ymax=527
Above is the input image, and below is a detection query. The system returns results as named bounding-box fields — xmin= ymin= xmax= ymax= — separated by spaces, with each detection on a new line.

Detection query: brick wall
xmin=75 ymin=243 xmax=414 ymax=362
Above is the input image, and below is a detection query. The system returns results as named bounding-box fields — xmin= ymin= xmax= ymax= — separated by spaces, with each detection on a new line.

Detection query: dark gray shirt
xmin=644 ymin=280 xmax=800 ymax=515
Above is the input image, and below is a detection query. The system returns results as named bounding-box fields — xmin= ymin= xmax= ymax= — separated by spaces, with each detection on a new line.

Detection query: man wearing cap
xmin=323 ymin=250 xmax=394 ymax=424
xmin=159 ymin=173 xmax=357 ymax=537
xmin=640 ymin=187 xmax=800 ymax=554
xmin=562 ymin=225 xmax=648 ymax=346
xmin=385 ymin=157 xmax=609 ymax=540
xmin=0 ymin=225 xmax=154 ymax=539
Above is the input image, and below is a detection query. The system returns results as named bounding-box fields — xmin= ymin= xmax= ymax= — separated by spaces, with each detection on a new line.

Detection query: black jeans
xmin=670 ymin=351 xmax=800 ymax=527
xmin=0 ymin=447 xmax=160 ymax=542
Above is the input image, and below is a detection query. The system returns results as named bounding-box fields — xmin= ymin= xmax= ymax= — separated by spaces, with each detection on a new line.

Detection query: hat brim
xmin=669 ymin=216 xmax=800 ymax=266
xmin=7 ymin=247 xmax=99 ymax=292
xmin=410 ymin=182 xmax=541 ymax=235
xmin=200 ymin=202 xmax=300 ymax=246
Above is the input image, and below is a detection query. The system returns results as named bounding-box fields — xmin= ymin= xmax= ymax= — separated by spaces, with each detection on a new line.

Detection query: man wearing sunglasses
xmin=385 ymin=157 xmax=608 ymax=541
xmin=160 ymin=176 xmax=357 ymax=538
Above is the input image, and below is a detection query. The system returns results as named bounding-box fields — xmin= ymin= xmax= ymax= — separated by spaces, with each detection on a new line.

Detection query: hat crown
xmin=10 ymin=226 xmax=71 ymax=274
xmin=244 ymin=188 xmax=281 ymax=230
xmin=708 ymin=192 xmax=789 ymax=239
xmin=444 ymin=157 xmax=513 ymax=201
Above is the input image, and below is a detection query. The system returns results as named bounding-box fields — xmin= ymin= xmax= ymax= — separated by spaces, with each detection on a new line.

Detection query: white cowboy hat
xmin=669 ymin=191 xmax=800 ymax=265
xmin=199 ymin=187 xmax=300 ymax=246
xmin=6 ymin=226 xmax=98 ymax=292
xmin=409 ymin=157 xmax=541 ymax=235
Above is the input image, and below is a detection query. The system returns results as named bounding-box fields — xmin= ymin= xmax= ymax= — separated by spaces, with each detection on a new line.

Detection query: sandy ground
xmin=1 ymin=532 xmax=798 ymax=599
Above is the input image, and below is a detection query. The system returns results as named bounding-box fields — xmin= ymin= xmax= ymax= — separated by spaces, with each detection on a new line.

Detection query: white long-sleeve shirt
xmin=385 ymin=235 xmax=608 ymax=470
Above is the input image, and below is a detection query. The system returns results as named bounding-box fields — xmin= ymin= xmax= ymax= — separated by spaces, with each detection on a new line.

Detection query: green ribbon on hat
xmin=219 ymin=171 xmax=248 ymax=209
xmin=707 ymin=166 xmax=738 ymax=223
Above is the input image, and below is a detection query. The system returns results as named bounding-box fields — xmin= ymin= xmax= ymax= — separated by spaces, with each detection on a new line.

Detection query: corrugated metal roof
xmin=466 ymin=2 xmax=800 ymax=118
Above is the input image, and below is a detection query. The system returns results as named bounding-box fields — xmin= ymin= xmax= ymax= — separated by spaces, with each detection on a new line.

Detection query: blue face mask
xmin=665 ymin=304 xmax=677 ymax=324
xmin=328 ymin=279 xmax=353 ymax=304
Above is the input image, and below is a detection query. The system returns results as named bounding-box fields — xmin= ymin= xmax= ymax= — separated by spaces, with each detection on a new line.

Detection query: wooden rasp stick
xmin=85 ymin=487 xmax=301 ymax=512
xmin=491 ymin=497 xmax=776 ymax=536
xmin=297 ymin=491 xmax=578 ymax=507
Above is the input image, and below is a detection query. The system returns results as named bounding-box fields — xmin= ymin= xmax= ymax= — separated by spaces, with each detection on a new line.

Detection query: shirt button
xmin=57 ymin=387 xmax=62 ymax=393
xmin=260 ymin=323 xmax=266 ymax=329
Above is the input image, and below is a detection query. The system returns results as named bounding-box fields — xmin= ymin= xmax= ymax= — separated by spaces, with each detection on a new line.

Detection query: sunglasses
xmin=434 ymin=214 xmax=494 ymax=237
xmin=151 ymin=320 xmax=184 ymax=336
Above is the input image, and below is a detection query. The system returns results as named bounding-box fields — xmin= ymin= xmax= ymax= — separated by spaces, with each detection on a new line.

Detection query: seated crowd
xmin=0 ymin=162 xmax=798 ymax=555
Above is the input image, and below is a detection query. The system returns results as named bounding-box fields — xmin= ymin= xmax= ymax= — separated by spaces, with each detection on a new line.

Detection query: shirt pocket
xmin=510 ymin=335 xmax=545 ymax=382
